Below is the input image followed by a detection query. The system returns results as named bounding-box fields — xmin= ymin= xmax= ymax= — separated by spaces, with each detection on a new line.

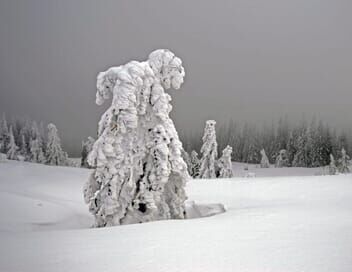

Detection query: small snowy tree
xmin=328 ymin=154 xmax=338 ymax=175
xmin=275 ymin=149 xmax=289 ymax=168
xmin=338 ymin=148 xmax=350 ymax=173
xmin=199 ymin=120 xmax=218 ymax=179
xmin=6 ymin=126 xmax=18 ymax=160
xmin=260 ymin=149 xmax=270 ymax=168
xmin=84 ymin=49 xmax=188 ymax=227
xmin=81 ymin=136 xmax=95 ymax=168
xmin=18 ymin=134 xmax=29 ymax=160
xmin=218 ymin=145 xmax=234 ymax=178
xmin=30 ymin=138 xmax=45 ymax=163
xmin=189 ymin=150 xmax=200 ymax=178
xmin=0 ymin=113 xmax=9 ymax=153
xmin=45 ymin=123 xmax=68 ymax=166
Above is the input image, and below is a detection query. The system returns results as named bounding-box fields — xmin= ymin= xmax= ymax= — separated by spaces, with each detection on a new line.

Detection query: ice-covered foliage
xmin=275 ymin=149 xmax=289 ymax=168
xmin=199 ymin=120 xmax=218 ymax=179
xmin=218 ymin=145 xmax=233 ymax=178
xmin=45 ymin=123 xmax=68 ymax=166
xmin=81 ymin=136 xmax=95 ymax=168
xmin=84 ymin=49 xmax=188 ymax=227
xmin=260 ymin=149 xmax=270 ymax=168
xmin=6 ymin=127 xmax=18 ymax=160
xmin=190 ymin=150 xmax=200 ymax=178
xmin=30 ymin=138 xmax=45 ymax=163
xmin=328 ymin=154 xmax=338 ymax=175
xmin=338 ymin=148 xmax=350 ymax=174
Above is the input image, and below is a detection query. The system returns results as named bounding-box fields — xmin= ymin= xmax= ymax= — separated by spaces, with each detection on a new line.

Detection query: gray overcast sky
xmin=0 ymin=0 xmax=351 ymax=155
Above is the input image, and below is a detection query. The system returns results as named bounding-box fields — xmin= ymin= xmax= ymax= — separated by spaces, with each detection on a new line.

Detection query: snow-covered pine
xmin=338 ymin=148 xmax=350 ymax=173
xmin=218 ymin=145 xmax=234 ymax=178
xmin=84 ymin=49 xmax=188 ymax=227
xmin=30 ymin=138 xmax=46 ymax=163
xmin=45 ymin=123 xmax=69 ymax=166
xmin=81 ymin=136 xmax=95 ymax=168
xmin=260 ymin=149 xmax=270 ymax=168
xmin=328 ymin=154 xmax=338 ymax=175
xmin=190 ymin=150 xmax=200 ymax=178
xmin=6 ymin=126 xmax=19 ymax=160
xmin=18 ymin=134 xmax=29 ymax=160
xmin=0 ymin=113 xmax=9 ymax=153
xmin=199 ymin=120 xmax=218 ymax=179
xmin=275 ymin=149 xmax=289 ymax=168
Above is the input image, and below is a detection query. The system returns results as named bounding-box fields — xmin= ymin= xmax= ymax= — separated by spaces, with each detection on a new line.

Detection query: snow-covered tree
xmin=199 ymin=120 xmax=218 ymax=179
xmin=83 ymin=49 xmax=188 ymax=227
xmin=45 ymin=123 xmax=68 ymax=166
xmin=81 ymin=136 xmax=95 ymax=168
xmin=338 ymin=148 xmax=350 ymax=173
xmin=275 ymin=149 xmax=289 ymax=168
xmin=328 ymin=154 xmax=338 ymax=175
xmin=260 ymin=149 xmax=270 ymax=168
xmin=189 ymin=150 xmax=200 ymax=178
xmin=30 ymin=138 xmax=45 ymax=163
xmin=18 ymin=134 xmax=29 ymax=160
xmin=0 ymin=113 xmax=9 ymax=153
xmin=6 ymin=126 xmax=18 ymax=160
xmin=218 ymin=145 xmax=234 ymax=178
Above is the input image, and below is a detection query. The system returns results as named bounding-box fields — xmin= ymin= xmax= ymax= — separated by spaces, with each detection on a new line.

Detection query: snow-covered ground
xmin=0 ymin=160 xmax=351 ymax=272
xmin=232 ymin=162 xmax=328 ymax=177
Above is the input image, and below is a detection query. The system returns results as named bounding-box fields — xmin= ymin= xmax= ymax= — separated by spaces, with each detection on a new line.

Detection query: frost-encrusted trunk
xmin=199 ymin=120 xmax=218 ymax=179
xmin=84 ymin=49 xmax=189 ymax=227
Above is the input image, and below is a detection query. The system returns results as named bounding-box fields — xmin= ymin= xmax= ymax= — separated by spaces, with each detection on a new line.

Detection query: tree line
xmin=0 ymin=114 xmax=70 ymax=166
xmin=181 ymin=116 xmax=352 ymax=168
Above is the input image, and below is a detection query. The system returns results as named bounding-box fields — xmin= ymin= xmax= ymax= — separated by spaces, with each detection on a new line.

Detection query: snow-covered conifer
xmin=45 ymin=123 xmax=68 ymax=166
xmin=18 ymin=134 xmax=29 ymax=160
xmin=30 ymin=138 xmax=45 ymax=163
xmin=328 ymin=154 xmax=338 ymax=175
xmin=0 ymin=113 xmax=9 ymax=153
xmin=81 ymin=136 xmax=95 ymax=168
xmin=6 ymin=126 xmax=18 ymax=160
xmin=199 ymin=120 xmax=218 ymax=179
xmin=218 ymin=145 xmax=234 ymax=178
xmin=275 ymin=149 xmax=289 ymax=168
xmin=338 ymin=148 xmax=350 ymax=173
xmin=84 ymin=49 xmax=188 ymax=227
xmin=190 ymin=150 xmax=200 ymax=178
xmin=260 ymin=149 xmax=270 ymax=168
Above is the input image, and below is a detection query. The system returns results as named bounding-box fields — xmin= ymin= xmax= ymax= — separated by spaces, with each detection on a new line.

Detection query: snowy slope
xmin=0 ymin=160 xmax=352 ymax=272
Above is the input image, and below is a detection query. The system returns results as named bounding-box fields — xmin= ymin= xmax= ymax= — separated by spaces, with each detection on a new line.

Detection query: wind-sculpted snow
xmin=84 ymin=49 xmax=189 ymax=226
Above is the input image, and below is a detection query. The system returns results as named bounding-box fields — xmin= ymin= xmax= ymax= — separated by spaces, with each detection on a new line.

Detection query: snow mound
xmin=185 ymin=201 xmax=226 ymax=219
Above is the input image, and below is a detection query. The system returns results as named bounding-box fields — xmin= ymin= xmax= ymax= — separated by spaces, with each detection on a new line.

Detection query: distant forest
xmin=180 ymin=116 xmax=352 ymax=168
